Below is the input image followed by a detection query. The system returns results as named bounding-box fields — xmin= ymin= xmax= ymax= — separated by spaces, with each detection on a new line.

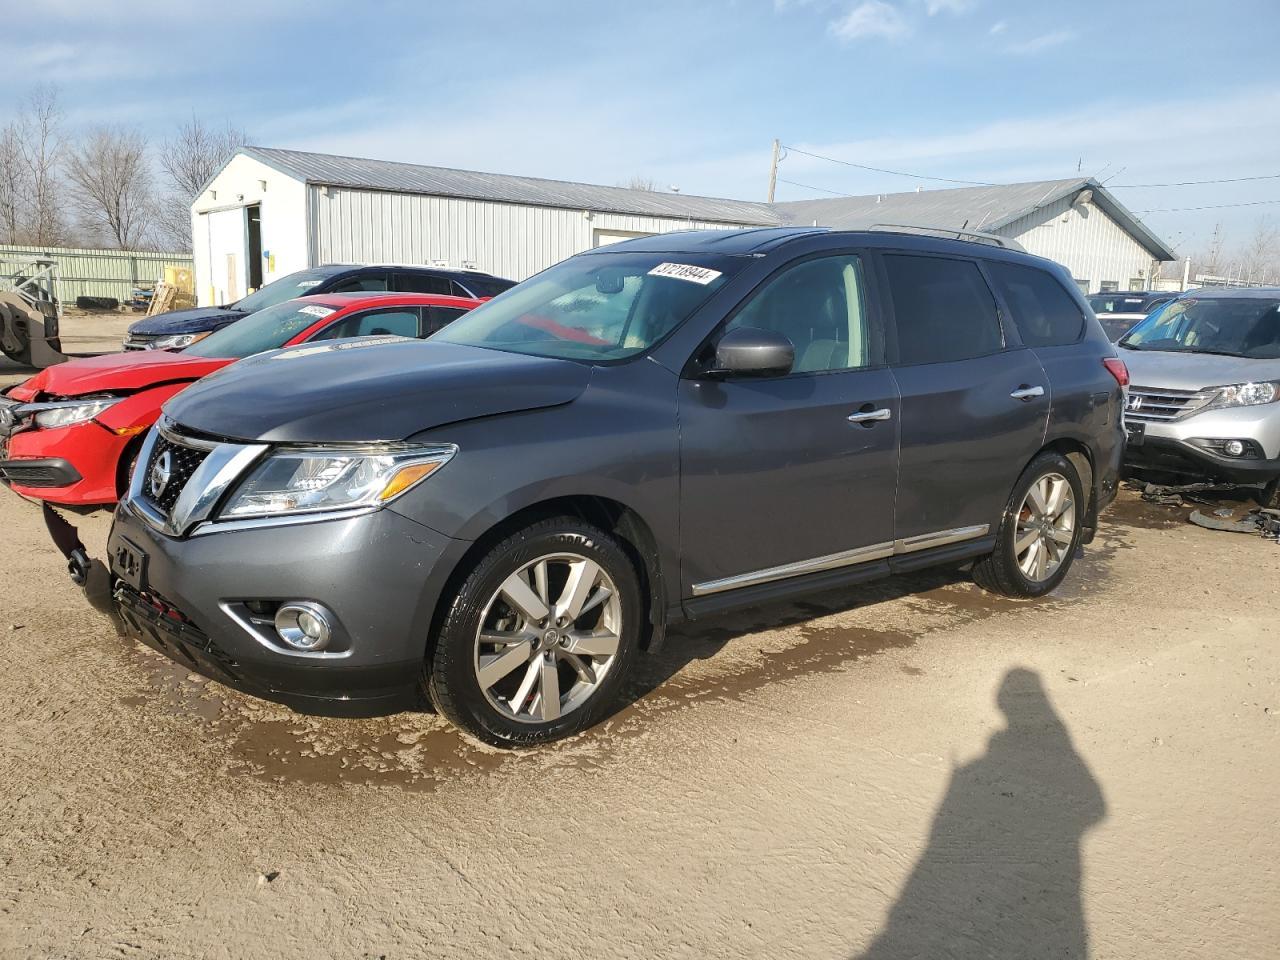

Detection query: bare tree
xmin=618 ymin=175 xmax=659 ymax=191
xmin=0 ymin=123 xmax=23 ymax=244
xmin=1234 ymin=217 xmax=1279 ymax=284
xmin=64 ymin=127 xmax=155 ymax=249
xmin=15 ymin=85 xmax=66 ymax=245
xmin=155 ymin=116 xmax=245 ymax=248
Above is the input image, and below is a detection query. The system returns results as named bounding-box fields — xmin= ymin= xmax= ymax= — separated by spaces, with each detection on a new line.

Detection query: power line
xmin=1111 ymin=173 xmax=1280 ymax=188
xmin=1138 ymin=198 xmax=1280 ymax=213
xmin=776 ymin=177 xmax=859 ymax=198
xmin=781 ymin=145 xmax=998 ymax=187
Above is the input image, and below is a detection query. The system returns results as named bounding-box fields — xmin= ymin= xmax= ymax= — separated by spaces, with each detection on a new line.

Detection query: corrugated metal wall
xmin=0 ymin=244 xmax=194 ymax=303
xmin=309 ymin=187 xmax=753 ymax=280
xmin=998 ymin=197 xmax=1155 ymax=293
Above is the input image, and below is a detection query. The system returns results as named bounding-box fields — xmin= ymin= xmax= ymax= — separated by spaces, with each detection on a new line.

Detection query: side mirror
xmin=705 ymin=326 xmax=794 ymax=379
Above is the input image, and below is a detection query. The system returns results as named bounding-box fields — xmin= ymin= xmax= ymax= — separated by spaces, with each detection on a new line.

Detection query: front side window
xmin=183 ymin=301 xmax=337 ymax=359
xmin=434 ymin=252 xmax=740 ymax=361
xmin=989 ymin=261 xmax=1084 ymax=347
xmin=884 ymin=255 xmax=1003 ymax=365
xmin=724 ymin=255 xmax=871 ymax=373
xmin=314 ymin=309 xmax=421 ymax=340
xmin=1121 ymin=297 xmax=1280 ymax=359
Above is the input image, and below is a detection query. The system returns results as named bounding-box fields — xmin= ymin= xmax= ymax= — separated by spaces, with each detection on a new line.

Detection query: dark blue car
xmin=123 ymin=263 xmax=515 ymax=350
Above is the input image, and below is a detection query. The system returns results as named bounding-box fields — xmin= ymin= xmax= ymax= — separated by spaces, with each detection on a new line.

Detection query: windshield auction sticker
xmin=648 ymin=263 xmax=723 ymax=285
xmin=298 ymin=305 xmax=336 ymax=318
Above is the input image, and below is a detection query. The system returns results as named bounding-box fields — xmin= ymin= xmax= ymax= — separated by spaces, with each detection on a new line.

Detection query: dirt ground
xmin=2 ymin=315 xmax=1279 ymax=956
xmin=0 ymin=471 xmax=1277 ymax=958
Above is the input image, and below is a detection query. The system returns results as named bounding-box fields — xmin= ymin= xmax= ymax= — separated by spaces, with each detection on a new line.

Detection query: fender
xmin=95 ymin=381 xmax=200 ymax=435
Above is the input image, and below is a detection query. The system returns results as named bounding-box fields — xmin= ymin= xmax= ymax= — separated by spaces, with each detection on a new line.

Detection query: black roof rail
xmin=867 ymin=223 xmax=1027 ymax=252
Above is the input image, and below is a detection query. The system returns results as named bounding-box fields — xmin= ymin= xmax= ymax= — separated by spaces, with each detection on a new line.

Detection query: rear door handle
xmin=1010 ymin=385 xmax=1045 ymax=401
xmin=847 ymin=407 xmax=892 ymax=424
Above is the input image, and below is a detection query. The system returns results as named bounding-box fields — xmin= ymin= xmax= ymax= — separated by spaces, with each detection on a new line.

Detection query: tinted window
xmin=725 ymin=255 xmax=871 ymax=373
xmin=884 ymin=255 xmax=1003 ymax=365
xmin=396 ymin=272 xmax=452 ymax=295
xmin=328 ymin=272 xmax=389 ymax=293
xmin=314 ymin=308 xmax=420 ymax=340
xmin=989 ymin=261 xmax=1085 ymax=347
xmin=458 ymin=276 xmax=516 ymax=298
xmin=424 ymin=306 xmax=469 ymax=335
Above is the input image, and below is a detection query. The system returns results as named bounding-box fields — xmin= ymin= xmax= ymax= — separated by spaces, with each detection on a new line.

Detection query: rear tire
xmin=426 ymin=517 xmax=642 ymax=747
xmin=973 ymin=452 xmax=1085 ymax=599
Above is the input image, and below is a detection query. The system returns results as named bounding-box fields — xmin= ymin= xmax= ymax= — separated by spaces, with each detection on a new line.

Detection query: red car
xmin=0 ymin=293 xmax=479 ymax=509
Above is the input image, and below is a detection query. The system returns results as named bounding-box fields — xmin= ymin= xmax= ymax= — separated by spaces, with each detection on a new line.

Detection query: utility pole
xmin=767 ymin=139 xmax=780 ymax=203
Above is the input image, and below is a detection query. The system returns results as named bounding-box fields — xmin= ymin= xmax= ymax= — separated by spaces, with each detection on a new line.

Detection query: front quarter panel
xmin=96 ymin=381 xmax=201 ymax=434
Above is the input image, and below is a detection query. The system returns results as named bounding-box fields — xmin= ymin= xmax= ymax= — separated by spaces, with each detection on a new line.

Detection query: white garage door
xmin=593 ymin=229 xmax=653 ymax=248
xmin=202 ymin=207 xmax=248 ymax=305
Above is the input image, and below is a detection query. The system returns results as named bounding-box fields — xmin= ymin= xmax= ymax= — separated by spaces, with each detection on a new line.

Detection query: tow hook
xmin=68 ymin=547 xmax=91 ymax=585
xmin=41 ymin=502 xmax=123 ymax=632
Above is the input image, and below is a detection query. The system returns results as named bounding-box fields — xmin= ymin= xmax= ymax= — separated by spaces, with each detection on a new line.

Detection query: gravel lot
xmin=1 ymin=316 xmax=1277 ymax=958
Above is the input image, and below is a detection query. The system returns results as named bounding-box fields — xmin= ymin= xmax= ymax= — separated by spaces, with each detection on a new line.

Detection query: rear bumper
xmin=1124 ymin=434 xmax=1280 ymax=485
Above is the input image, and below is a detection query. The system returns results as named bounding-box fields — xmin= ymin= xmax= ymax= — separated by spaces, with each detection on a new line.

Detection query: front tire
xmin=973 ymin=452 xmax=1085 ymax=599
xmin=427 ymin=517 xmax=642 ymax=747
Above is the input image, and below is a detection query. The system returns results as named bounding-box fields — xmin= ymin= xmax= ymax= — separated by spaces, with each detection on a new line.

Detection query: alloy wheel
xmin=1014 ymin=472 xmax=1076 ymax=582
xmin=473 ymin=552 xmax=622 ymax=723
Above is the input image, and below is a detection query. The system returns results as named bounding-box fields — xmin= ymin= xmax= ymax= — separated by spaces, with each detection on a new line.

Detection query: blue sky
xmin=4 ymin=0 xmax=1280 ymax=256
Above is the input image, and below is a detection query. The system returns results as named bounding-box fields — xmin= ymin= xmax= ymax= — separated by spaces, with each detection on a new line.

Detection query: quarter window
xmin=884 ymin=255 xmax=1003 ymax=365
xmin=725 ymin=254 xmax=871 ymax=373
xmin=988 ymin=261 xmax=1085 ymax=347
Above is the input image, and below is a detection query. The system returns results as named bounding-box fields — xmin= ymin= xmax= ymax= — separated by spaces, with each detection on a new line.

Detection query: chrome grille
xmin=141 ymin=433 xmax=211 ymax=513
xmin=1123 ymin=385 xmax=1213 ymax=423
xmin=123 ymin=333 xmax=158 ymax=350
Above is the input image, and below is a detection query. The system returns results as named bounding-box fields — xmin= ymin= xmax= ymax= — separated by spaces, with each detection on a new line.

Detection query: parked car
xmin=105 ymin=228 xmax=1126 ymax=746
xmin=0 ymin=293 xmax=479 ymax=509
xmin=122 ymin=264 xmax=513 ymax=350
xmin=1118 ymin=287 xmax=1280 ymax=506
xmin=1087 ymin=290 xmax=1177 ymax=341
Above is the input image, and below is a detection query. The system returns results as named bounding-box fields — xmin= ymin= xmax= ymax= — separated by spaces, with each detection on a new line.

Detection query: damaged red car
xmin=0 ymin=292 xmax=480 ymax=510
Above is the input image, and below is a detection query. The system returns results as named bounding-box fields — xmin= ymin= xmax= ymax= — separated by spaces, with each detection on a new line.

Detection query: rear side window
xmin=313 ymin=308 xmax=420 ymax=340
xmin=397 ymin=272 xmax=452 ymax=295
xmin=328 ymin=272 xmax=389 ymax=293
xmin=884 ymin=255 xmax=1003 ymax=365
xmin=988 ymin=261 xmax=1085 ymax=347
xmin=424 ymin=306 xmax=469 ymax=335
xmin=458 ymin=276 xmax=515 ymax=298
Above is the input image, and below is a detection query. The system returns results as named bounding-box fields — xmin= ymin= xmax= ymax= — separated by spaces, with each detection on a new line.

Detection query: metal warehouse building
xmin=193 ymin=147 xmax=1174 ymax=305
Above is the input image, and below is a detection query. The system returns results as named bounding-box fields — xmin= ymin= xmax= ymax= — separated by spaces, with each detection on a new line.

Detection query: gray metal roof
xmin=774 ymin=177 xmax=1176 ymax=260
xmin=236 ymin=148 xmax=1174 ymax=260
xmin=242 ymin=146 xmax=780 ymax=226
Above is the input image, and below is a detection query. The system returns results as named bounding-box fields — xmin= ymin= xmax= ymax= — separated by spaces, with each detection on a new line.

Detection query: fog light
xmin=274 ymin=602 xmax=334 ymax=651
xmin=1223 ymin=439 xmax=1245 ymax=457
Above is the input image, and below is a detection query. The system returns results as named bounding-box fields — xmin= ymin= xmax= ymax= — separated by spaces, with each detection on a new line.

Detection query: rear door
xmin=678 ymin=251 xmax=900 ymax=596
xmin=881 ymin=252 xmax=1049 ymax=546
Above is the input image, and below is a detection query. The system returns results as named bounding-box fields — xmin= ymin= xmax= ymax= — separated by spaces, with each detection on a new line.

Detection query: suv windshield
xmin=1088 ymin=294 xmax=1161 ymax=314
xmin=1120 ymin=296 xmax=1280 ymax=358
xmin=184 ymin=300 xmax=337 ymax=359
xmin=433 ymin=253 xmax=739 ymax=361
xmin=233 ymin=269 xmax=341 ymax=312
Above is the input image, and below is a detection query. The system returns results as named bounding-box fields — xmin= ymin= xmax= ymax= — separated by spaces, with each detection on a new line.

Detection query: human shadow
xmin=856 ymin=668 xmax=1106 ymax=960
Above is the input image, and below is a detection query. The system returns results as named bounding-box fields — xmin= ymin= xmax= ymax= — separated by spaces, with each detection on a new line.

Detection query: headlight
xmin=1206 ymin=381 xmax=1278 ymax=410
xmin=31 ymin=397 xmax=123 ymax=429
xmin=150 ymin=332 xmax=210 ymax=350
xmin=219 ymin=444 xmax=457 ymax=519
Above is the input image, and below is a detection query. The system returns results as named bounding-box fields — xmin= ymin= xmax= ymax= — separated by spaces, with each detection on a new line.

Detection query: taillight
xmin=1102 ymin=357 xmax=1129 ymax=387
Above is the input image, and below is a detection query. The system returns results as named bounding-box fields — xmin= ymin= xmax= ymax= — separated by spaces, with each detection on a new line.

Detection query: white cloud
xmin=1006 ymin=29 xmax=1075 ymax=54
xmin=925 ymin=0 xmax=972 ymax=15
xmin=989 ymin=19 xmax=1007 ymax=34
xmin=828 ymin=1 xmax=911 ymax=41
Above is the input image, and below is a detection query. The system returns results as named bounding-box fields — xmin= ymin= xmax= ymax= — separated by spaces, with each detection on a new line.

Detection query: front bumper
xmin=1124 ymin=433 xmax=1280 ymax=485
xmin=107 ymin=499 xmax=470 ymax=712
xmin=0 ymin=421 xmax=130 ymax=505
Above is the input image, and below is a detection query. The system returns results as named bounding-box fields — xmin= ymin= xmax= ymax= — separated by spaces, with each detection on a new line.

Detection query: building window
xmin=1099 ymin=280 xmax=1119 ymax=292
xmin=1128 ymin=277 xmax=1144 ymax=291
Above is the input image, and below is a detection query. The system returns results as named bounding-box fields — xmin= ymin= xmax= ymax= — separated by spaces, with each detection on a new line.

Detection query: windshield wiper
xmin=1184 ymin=347 xmax=1245 ymax=357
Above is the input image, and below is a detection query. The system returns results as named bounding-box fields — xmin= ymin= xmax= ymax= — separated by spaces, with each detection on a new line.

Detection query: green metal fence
xmin=0 ymin=243 xmax=194 ymax=304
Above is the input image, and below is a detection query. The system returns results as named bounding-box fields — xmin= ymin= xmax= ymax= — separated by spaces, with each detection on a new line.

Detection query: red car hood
xmin=11 ymin=350 xmax=232 ymax=400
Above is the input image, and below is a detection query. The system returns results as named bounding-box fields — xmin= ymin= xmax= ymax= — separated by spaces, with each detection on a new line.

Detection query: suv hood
xmin=15 ymin=349 xmax=231 ymax=399
xmin=1121 ymin=348 xmax=1280 ymax=391
xmin=164 ymin=338 xmax=593 ymax=443
xmin=129 ymin=306 xmax=246 ymax=336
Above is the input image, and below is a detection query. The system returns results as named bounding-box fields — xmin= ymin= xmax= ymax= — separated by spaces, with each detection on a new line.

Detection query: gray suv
xmin=106 ymin=228 xmax=1126 ymax=746
xmin=1119 ymin=288 xmax=1280 ymax=506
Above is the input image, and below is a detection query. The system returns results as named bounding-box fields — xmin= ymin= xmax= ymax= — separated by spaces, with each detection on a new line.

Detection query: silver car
xmin=1119 ymin=287 xmax=1280 ymax=506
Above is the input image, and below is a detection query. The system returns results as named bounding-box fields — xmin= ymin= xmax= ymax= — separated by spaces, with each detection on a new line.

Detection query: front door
xmin=880 ymin=252 xmax=1050 ymax=545
xmin=678 ymin=252 xmax=899 ymax=597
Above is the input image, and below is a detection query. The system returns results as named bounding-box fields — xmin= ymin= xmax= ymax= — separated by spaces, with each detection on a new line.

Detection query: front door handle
xmin=1010 ymin=385 xmax=1045 ymax=401
xmin=847 ymin=407 xmax=892 ymax=424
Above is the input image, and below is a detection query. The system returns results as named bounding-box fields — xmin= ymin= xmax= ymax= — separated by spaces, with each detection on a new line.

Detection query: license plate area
xmin=1124 ymin=421 xmax=1145 ymax=447
xmin=112 ymin=537 xmax=148 ymax=592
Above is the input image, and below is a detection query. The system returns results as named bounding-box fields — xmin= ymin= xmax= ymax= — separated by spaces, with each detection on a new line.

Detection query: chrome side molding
xmin=690 ymin=523 xmax=991 ymax=597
